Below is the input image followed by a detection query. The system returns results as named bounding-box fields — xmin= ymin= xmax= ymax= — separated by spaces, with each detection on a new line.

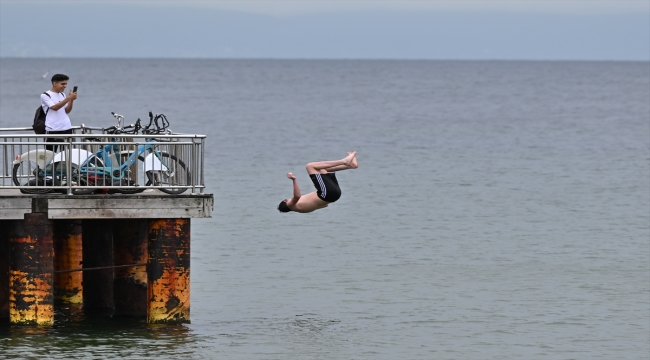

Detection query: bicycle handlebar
xmin=106 ymin=111 xmax=171 ymax=135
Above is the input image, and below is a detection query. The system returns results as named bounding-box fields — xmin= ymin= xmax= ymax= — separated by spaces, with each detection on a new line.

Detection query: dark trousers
xmin=45 ymin=129 xmax=73 ymax=153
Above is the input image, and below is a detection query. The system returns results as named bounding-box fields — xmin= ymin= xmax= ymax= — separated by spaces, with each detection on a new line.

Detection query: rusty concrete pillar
xmin=113 ymin=219 xmax=148 ymax=317
xmin=82 ymin=219 xmax=114 ymax=310
xmin=9 ymin=213 xmax=54 ymax=326
xmin=53 ymin=220 xmax=83 ymax=304
xmin=0 ymin=220 xmax=12 ymax=322
xmin=147 ymin=219 xmax=190 ymax=324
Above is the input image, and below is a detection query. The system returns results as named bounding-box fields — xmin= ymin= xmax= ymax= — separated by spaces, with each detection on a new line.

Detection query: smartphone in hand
xmin=73 ymin=86 xmax=78 ymax=93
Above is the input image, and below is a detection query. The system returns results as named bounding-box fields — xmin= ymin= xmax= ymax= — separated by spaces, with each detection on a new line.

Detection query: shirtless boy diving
xmin=277 ymin=151 xmax=358 ymax=213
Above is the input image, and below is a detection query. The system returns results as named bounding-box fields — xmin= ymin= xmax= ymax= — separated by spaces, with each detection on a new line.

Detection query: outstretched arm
xmin=286 ymin=172 xmax=301 ymax=206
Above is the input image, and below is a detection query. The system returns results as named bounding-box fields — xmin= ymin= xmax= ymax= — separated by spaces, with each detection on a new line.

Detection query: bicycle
xmin=12 ymin=112 xmax=191 ymax=195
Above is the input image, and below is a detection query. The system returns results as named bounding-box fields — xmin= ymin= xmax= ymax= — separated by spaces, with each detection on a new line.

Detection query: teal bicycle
xmin=12 ymin=112 xmax=191 ymax=195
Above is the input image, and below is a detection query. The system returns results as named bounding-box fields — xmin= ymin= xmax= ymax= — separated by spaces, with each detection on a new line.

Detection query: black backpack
xmin=32 ymin=92 xmax=51 ymax=134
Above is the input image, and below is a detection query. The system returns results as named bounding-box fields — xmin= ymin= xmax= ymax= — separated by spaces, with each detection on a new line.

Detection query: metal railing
xmin=1 ymin=127 xmax=206 ymax=195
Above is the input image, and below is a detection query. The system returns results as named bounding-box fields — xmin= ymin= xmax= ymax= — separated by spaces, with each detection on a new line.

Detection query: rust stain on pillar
xmin=114 ymin=219 xmax=148 ymax=317
xmin=53 ymin=220 xmax=83 ymax=304
xmin=9 ymin=213 xmax=54 ymax=326
xmin=1 ymin=220 xmax=12 ymax=321
xmin=147 ymin=219 xmax=190 ymax=324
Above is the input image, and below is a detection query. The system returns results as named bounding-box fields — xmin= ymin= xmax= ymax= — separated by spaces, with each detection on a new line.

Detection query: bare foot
xmin=342 ymin=151 xmax=357 ymax=166
xmin=347 ymin=151 xmax=358 ymax=169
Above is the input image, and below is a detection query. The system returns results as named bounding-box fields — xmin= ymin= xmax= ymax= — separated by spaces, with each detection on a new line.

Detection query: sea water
xmin=0 ymin=59 xmax=649 ymax=359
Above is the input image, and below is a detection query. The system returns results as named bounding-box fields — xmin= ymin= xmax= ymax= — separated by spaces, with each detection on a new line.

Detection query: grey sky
xmin=1 ymin=0 xmax=648 ymax=60
xmin=113 ymin=0 xmax=649 ymax=15
xmin=161 ymin=0 xmax=648 ymax=15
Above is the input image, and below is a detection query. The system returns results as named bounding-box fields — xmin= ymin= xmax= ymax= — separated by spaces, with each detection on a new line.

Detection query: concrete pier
xmin=0 ymin=220 xmax=13 ymax=321
xmin=147 ymin=219 xmax=191 ymax=324
xmin=0 ymin=191 xmax=212 ymax=326
xmin=82 ymin=219 xmax=115 ymax=310
xmin=113 ymin=219 xmax=148 ymax=317
xmin=53 ymin=220 xmax=83 ymax=304
xmin=9 ymin=213 xmax=54 ymax=326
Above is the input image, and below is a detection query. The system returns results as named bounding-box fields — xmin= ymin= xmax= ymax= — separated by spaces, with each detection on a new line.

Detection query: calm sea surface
xmin=0 ymin=59 xmax=649 ymax=359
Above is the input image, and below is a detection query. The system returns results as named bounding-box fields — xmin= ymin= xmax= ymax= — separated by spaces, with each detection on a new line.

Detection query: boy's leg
xmin=45 ymin=129 xmax=72 ymax=153
xmin=305 ymin=152 xmax=356 ymax=174
xmin=319 ymin=152 xmax=358 ymax=172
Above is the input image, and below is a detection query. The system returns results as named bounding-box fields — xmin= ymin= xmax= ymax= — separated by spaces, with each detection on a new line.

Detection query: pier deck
xmin=0 ymin=189 xmax=213 ymax=219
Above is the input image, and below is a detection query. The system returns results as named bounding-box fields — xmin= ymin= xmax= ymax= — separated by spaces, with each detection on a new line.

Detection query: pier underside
xmin=0 ymin=191 xmax=212 ymax=326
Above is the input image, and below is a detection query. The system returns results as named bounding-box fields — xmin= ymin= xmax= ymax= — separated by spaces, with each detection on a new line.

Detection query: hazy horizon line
xmin=2 ymin=57 xmax=648 ymax=62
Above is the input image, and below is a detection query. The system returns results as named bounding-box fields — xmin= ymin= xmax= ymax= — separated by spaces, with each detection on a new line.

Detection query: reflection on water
xmin=0 ymin=305 xmax=198 ymax=359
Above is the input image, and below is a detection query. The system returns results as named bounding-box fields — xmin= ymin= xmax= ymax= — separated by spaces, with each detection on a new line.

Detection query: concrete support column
xmin=9 ymin=213 xmax=54 ymax=326
xmin=147 ymin=218 xmax=190 ymax=324
xmin=113 ymin=219 xmax=148 ymax=317
xmin=53 ymin=220 xmax=83 ymax=304
xmin=82 ymin=219 xmax=114 ymax=310
xmin=0 ymin=220 xmax=12 ymax=322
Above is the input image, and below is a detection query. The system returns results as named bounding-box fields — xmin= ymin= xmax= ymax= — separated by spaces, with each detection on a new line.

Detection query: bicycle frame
xmin=35 ymin=137 xmax=169 ymax=184
xmin=78 ymin=138 xmax=171 ymax=181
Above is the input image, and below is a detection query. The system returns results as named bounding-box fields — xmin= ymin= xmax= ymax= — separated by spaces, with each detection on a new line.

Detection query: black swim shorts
xmin=309 ymin=173 xmax=341 ymax=203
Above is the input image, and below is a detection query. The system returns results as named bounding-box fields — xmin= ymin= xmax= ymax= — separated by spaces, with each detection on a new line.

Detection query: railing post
xmin=200 ymin=137 xmax=205 ymax=194
xmin=2 ymin=138 xmax=9 ymax=184
xmin=66 ymin=136 xmax=73 ymax=195
xmin=191 ymin=140 xmax=197 ymax=194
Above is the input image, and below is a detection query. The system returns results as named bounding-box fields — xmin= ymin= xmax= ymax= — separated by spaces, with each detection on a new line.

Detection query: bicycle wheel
xmin=64 ymin=170 xmax=95 ymax=195
xmin=40 ymin=162 xmax=92 ymax=195
xmin=116 ymin=154 xmax=146 ymax=194
xmin=146 ymin=152 xmax=191 ymax=195
xmin=12 ymin=160 xmax=54 ymax=194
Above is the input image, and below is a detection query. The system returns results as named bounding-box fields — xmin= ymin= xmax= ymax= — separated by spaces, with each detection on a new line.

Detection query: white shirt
xmin=41 ymin=91 xmax=71 ymax=131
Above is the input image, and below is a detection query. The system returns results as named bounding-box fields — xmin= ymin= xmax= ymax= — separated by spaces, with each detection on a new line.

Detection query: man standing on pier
xmin=277 ymin=151 xmax=358 ymax=213
xmin=42 ymin=74 xmax=77 ymax=152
